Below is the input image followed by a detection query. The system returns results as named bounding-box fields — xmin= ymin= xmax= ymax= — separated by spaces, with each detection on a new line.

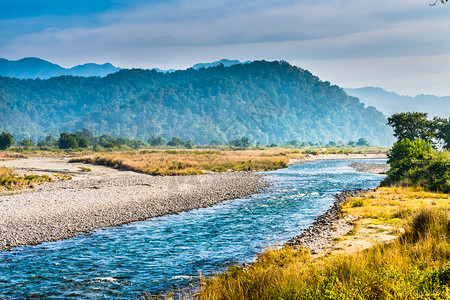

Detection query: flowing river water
xmin=0 ymin=159 xmax=386 ymax=298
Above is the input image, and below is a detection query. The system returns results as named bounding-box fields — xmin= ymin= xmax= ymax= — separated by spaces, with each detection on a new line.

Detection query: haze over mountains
xmin=0 ymin=60 xmax=393 ymax=146
xmin=345 ymin=87 xmax=450 ymax=118
xmin=0 ymin=57 xmax=121 ymax=79
xmin=0 ymin=58 xmax=249 ymax=79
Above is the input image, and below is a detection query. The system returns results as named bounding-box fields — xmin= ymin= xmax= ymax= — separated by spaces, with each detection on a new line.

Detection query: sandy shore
xmin=0 ymin=158 xmax=268 ymax=250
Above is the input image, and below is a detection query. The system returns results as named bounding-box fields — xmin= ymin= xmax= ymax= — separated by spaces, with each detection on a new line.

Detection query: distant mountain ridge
xmin=192 ymin=59 xmax=250 ymax=70
xmin=345 ymin=87 xmax=450 ymax=118
xmin=0 ymin=57 xmax=251 ymax=79
xmin=0 ymin=60 xmax=393 ymax=146
xmin=0 ymin=57 xmax=121 ymax=79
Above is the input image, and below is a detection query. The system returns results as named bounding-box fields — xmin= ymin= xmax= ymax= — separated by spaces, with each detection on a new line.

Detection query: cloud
xmin=1 ymin=0 xmax=450 ymax=95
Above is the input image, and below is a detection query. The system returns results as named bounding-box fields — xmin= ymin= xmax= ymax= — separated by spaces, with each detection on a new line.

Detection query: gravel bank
xmin=0 ymin=163 xmax=269 ymax=250
xmin=286 ymin=190 xmax=369 ymax=254
xmin=349 ymin=162 xmax=390 ymax=174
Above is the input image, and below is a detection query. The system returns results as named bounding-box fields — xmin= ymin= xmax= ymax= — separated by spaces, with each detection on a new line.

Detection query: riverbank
xmin=198 ymin=186 xmax=449 ymax=299
xmin=0 ymin=154 xmax=386 ymax=250
xmin=0 ymin=158 xmax=269 ymax=250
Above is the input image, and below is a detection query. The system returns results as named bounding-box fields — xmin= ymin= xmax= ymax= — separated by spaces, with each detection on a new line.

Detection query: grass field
xmin=70 ymin=147 xmax=385 ymax=176
xmin=70 ymin=149 xmax=294 ymax=175
xmin=196 ymin=187 xmax=450 ymax=300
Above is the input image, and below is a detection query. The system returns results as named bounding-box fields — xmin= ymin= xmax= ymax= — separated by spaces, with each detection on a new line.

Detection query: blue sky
xmin=1 ymin=0 xmax=450 ymax=96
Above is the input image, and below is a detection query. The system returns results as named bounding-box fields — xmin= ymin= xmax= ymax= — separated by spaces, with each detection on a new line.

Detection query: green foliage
xmin=37 ymin=134 xmax=58 ymax=147
xmin=148 ymin=135 xmax=166 ymax=146
xmin=19 ymin=138 xmax=34 ymax=148
xmin=184 ymin=139 xmax=194 ymax=149
xmin=229 ymin=137 xmax=252 ymax=148
xmin=388 ymin=112 xmax=434 ymax=142
xmin=387 ymin=112 xmax=449 ymax=148
xmin=167 ymin=137 xmax=185 ymax=147
xmin=383 ymin=139 xmax=450 ymax=193
xmin=58 ymin=132 xmax=79 ymax=149
xmin=0 ymin=61 xmax=393 ymax=146
xmin=383 ymin=139 xmax=433 ymax=185
xmin=0 ymin=132 xmax=14 ymax=150
xmin=356 ymin=137 xmax=370 ymax=147
xmin=437 ymin=119 xmax=450 ymax=149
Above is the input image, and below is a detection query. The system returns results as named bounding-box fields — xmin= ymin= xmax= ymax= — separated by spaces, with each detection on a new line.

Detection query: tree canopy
xmin=0 ymin=132 xmax=14 ymax=150
xmin=0 ymin=61 xmax=393 ymax=146
xmin=387 ymin=112 xmax=449 ymax=149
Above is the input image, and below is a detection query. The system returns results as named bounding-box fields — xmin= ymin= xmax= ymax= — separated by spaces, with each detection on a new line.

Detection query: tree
xmin=210 ymin=140 xmax=224 ymax=146
xmin=184 ymin=139 xmax=194 ymax=149
xmin=75 ymin=128 xmax=94 ymax=147
xmin=328 ymin=141 xmax=337 ymax=147
xmin=437 ymin=118 xmax=450 ymax=149
xmin=285 ymin=140 xmax=301 ymax=147
xmin=356 ymin=138 xmax=370 ymax=147
xmin=20 ymin=139 xmax=34 ymax=148
xmin=167 ymin=137 xmax=185 ymax=147
xmin=0 ymin=132 xmax=14 ymax=150
xmin=38 ymin=134 xmax=58 ymax=147
xmin=387 ymin=112 xmax=436 ymax=144
xmin=148 ymin=135 xmax=166 ymax=146
xmin=229 ymin=137 xmax=251 ymax=148
xmin=59 ymin=132 xmax=79 ymax=149
xmin=385 ymin=138 xmax=433 ymax=184
xmin=430 ymin=0 xmax=448 ymax=6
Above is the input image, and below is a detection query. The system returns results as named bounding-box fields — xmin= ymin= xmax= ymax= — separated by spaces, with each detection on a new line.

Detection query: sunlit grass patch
xmin=198 ymin=208 xmax=450 ymax=300
xmin=0 ymin=166 xmax=52 ymax=190
xmin=70 ymin=149 xmax=296 ymax=175
xmin=342 ymin=187 xmax=450 ymax=221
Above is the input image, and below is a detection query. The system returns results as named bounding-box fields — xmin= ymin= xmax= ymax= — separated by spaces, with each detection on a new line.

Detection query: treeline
xmin=0 ymin=60 xmax=393 ymax=146
xmin=383 ymin=112 xmax=450 ymax=192
xmin=0 ymin=129 xmax=374 ymax=151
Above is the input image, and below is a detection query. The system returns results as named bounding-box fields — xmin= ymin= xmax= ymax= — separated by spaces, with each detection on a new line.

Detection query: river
xmin=0 ymin=159 xmax=386 ymax=298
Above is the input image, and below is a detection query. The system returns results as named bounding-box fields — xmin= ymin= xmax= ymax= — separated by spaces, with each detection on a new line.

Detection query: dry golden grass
xmin=196 ymin=187 xmax=449 ymax=300
xmin=70 ymin=149 xmax=303 ymax=175
xmin=0 ymin=149 xmax=94 ymax=160
xmin=0 ymin=166 xmax=52 ymax=191
xmin=343 ymin=186 xmax=450 ymax=223
xmin=70 ymin=148 xmax=387 ymax=175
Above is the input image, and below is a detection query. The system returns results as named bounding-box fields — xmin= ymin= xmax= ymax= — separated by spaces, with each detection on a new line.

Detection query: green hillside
xmin=0 ymin=60 xmax=393 ymax=146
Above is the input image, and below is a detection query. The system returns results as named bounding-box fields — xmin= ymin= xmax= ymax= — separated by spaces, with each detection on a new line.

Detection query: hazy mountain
xmin=345 ymin=87 xmax=450 ymax=118
xmin=0 ymin=61 xmax=393 ymax=146
xmin=192 ymin=59 xmax=250 ymax=70
xmin=152 ymin=68 xmax=176 ymax=73
xmin=0 ymin=57 xmax=121 ymax=79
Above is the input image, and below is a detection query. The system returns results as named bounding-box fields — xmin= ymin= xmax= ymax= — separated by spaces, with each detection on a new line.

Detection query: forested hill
xmin=0 ymin=61 xmax=393 ymax=146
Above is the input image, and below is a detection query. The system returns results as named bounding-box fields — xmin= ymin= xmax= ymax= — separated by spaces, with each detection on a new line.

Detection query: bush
xmin=58 ymin=132 xmax=79 ymax=149
xmin=382 ymin=138 xmax=433 ymax=186
xmin=0 ymin=132 xmax=14 ymax=150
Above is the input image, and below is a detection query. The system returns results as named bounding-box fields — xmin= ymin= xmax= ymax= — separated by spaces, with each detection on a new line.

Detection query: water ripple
xmin=0 ymin=159 xmax=386 ymax=298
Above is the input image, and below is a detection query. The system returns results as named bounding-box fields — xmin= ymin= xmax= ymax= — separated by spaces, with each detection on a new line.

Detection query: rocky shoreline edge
xmin=286 ymin=162 xmax=388 ymax=254
xmin=286 ymin=189 xmax=370 ymax=254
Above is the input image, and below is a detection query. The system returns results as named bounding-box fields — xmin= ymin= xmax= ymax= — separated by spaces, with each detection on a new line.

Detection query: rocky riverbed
xmin=0 ymin=158 xmax=269 ymax=250
xmin=286 ymin=189 xmax=369 ymax=254
xmin=286 ymin=161 xmax=389 ymax=254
